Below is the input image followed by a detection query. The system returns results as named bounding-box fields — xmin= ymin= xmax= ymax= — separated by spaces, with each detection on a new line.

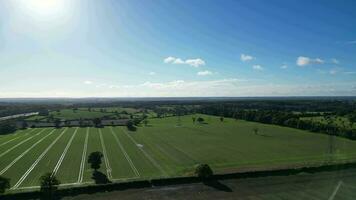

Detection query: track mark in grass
xmin=99 ymin=129 xmax=112 ymax=179
xmin=109 ymin=127 xmax=140 ymax=177
xmin=0 ymin=129 xmax=46 ymax=158
xmin=120 ymin=127 xmax=168 ymax=177
xmin=12 ymin=128 xmax=68 ymax=189
xmin=52 ymin=127 xmax=79 ymax=176
xmin=77 ymin=127 xmax=89 ymax=183
xmin=328 ymin=181 xmax=343 ymax=200
xmin=0 ymin=129 xmax=35 ymax=147
xmin=0 ymin=129 xmax=55 ymax=176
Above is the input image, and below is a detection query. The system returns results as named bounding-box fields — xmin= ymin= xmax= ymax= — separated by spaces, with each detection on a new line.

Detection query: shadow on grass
xmin=127 ymin=126 xmax=137 ymax=132
xmin=92 ymin=171 xmax=112 ymax=184
xmin=203 ymin=180 xmax=232 ymax=192
xmin=257 ymin=133 xmax=273 ymax=137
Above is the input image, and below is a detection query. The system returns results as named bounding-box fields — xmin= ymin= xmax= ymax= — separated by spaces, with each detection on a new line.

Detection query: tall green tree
xmin=88 ymin=151 xmax=103 ymax=171
xmin=40 ymin=173 xmax=60 ymax=200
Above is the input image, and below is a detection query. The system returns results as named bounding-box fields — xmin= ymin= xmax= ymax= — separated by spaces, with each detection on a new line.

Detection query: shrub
xmin=195 ymin=164 xmax=213 ymax=179
xmin=0 ymin=176 xmax=10 ymax=194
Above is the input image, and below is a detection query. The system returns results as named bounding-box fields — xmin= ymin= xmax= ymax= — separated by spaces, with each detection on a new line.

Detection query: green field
xmin=2 ymin=115 xmax=356 ymax=191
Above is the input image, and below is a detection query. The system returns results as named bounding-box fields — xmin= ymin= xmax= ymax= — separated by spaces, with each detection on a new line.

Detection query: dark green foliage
xmin=126 ymin=120 xmax=137 ymax=131
xmin=40 ymin=173 xmax=60 ymax=199
xmin=21 ymin=120 xmax=28 ymax=129
xmin=88 ymin=151 xmax=103 ymax=171
xmin=195 ymin=164 xmax=213 ymax=179
xmin=38 ymin=109 xmax=49 ymax=116
xmin=54 ymin=119 xmax=61 ymax=129
xmin=0 ymin=176 xmax=10 ymax=194
xmin=0 ymin=122 xmax=17 ymax=135
xmin=92 ymin=118 xmax=102 ymax=127
xmin=197 ymin=117 xmax=205 ymax=123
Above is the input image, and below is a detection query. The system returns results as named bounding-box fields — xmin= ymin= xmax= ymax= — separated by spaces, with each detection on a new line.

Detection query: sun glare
xmin=16 ymin=0 xmax=68 ymax=19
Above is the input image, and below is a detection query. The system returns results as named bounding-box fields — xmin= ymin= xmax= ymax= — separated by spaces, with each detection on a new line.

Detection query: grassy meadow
xmin=2 ymin=114 xmax=356 ymax=191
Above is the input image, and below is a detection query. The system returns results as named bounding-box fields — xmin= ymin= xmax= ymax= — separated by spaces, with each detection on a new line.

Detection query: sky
xmin=0 ymin=0 xmax=355 ymax=97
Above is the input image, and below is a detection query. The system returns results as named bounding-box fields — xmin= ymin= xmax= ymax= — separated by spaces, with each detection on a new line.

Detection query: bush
xmin=0 ymin=176 xmax=10 ymax=194
xmin=195 ymin=164 xmax=213 ymax=179
xmin=126 ymin=120 xmax=136 ymax=131
xmin=197 ymin=117 xmax=205 ymax=123
xmin=0 ymin=122 xmax=17 ymax=135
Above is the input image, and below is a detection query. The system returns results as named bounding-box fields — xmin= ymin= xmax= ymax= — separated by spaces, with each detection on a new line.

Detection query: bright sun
xmin=16 ymin=0 xmax=68 ymax=19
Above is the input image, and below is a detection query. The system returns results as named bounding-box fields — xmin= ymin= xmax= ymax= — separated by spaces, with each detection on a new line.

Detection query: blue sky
xmin=0 ymin=0 xmax=355 ymax=97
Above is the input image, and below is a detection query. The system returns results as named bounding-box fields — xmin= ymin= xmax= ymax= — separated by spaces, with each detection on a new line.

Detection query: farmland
xmin=2 ymin=114 xmax=356 ymax=192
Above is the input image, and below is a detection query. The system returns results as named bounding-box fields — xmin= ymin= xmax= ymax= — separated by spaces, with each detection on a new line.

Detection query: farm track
xmin=77 ymin=127 xmax=89 ymax=183
xmin=120 ymin=127 xmax=168 ymax=177
xmin=52 ymin=127 xmax=79 ymax=176
xmin=99 ymin=128 xmax=112 ymax=179
xmin=0 ymin=129 xmax=55 ymax=176
xmin=12 ymin=128 xmax=68 ymax=189
xmin=109 ymin=127 xmax=140 ymax=177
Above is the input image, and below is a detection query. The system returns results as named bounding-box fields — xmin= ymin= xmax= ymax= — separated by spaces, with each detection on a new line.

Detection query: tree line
xmin=198 ymin=105 xmax=356 ymax=140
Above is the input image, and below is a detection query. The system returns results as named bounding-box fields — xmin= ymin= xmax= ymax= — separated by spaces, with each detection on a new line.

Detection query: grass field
xmin=2 ymin=115 xmax=356 ymax=192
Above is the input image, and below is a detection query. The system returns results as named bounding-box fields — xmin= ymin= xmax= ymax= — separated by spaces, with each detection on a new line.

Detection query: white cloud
xmin=281 ymin=64 xmax=288 ymax=69
xmin=252 ymin=65 xmax=263 ymax=71
xmin=240 ymin=54 xmax=254 ymax=62
xmin=163 ymin=57 xmax=205 ymax=67
xmin=148 ymin=72 xmax=156 ymax=75
xmin=197 ymin=70 xmax=213 ymax=76
xmin=164 ymin=56 xmax=176 ymax=63
xmin=83 ymin=80 xmax=93 ymax=85
xmin=173 ymin=58 xmax=185 ymax=64
xmin=185 ymin=58 xmax=205 ymax=67
xmin=331 ymin=58 xmax=339 ymax=64
xmin=296 ymin=56 xmax=324 ymax=67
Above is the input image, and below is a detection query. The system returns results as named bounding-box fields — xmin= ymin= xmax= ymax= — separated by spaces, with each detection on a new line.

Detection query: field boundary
xmin=5 ymin=160 xmax=356 ymax=199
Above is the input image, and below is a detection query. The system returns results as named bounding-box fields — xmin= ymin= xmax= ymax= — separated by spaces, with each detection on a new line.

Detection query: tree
xmin=253 ymin=127 xmax=259 ymax=135
xmin=40 ymin=173 xmax=60 ymax=199
xmin=38 ymin=109 xmax=49 ymax=116
xmin=220 ymin=117 xmax=224 ymax=122
xmin=0 ymin=176 xmax=10 ymax=194
xmin=0 ymin=122 xmax=17 ymax=135
xmin=88 ymin=151 xmax=103 ymax=171
xmin=143 ymin=119 xmax=148 ymax=126
xmin=54 ymin=119 xmax=61 ymax=129
xmin=195 ymin=164 xmax=213 ymax=179
xmin=126 ymin=120 xmax=136 ymax=131
xmin=197 ymin=117 xmax=205 ymax=123
xmin=93 ymin=118 xmax=102 ymax=127
xmin=192 ymin=117 xmax=196 ymax=123
xmin=21 ymin=121 xmax=28 ymax=129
